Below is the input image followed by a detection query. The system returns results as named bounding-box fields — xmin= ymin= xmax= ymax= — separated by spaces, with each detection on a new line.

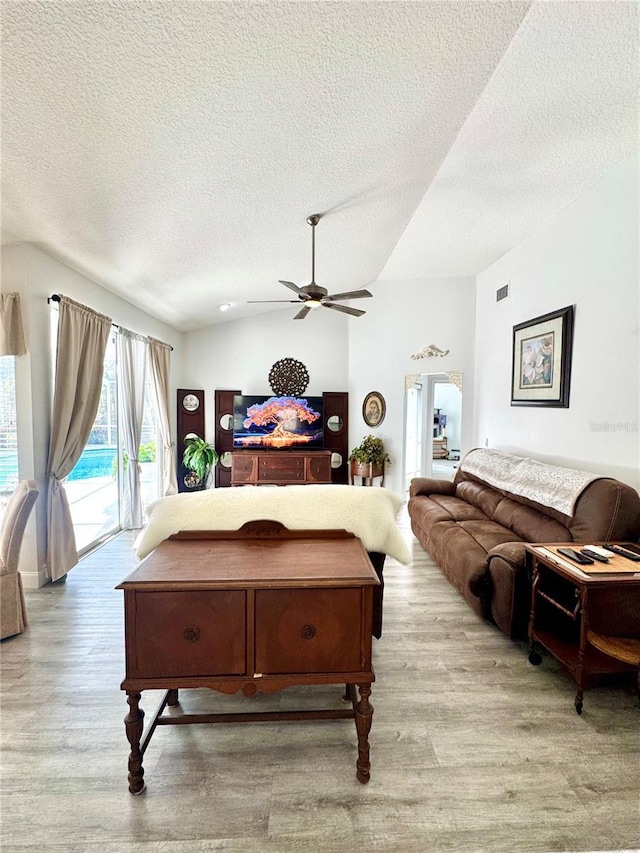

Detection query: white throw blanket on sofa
xmin=134 ymin=484 xmax=411 ymax=564
xmin=461 ymin=448 xmax=602 ymax=516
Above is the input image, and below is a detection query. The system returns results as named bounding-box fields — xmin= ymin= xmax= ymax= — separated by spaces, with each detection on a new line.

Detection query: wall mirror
xmin=327 ymin=414 xmax=343 ymax=432
xmin=184 ymin=432 xmax=199 ymax=441
xmin=220 ymin=451 xmax=233 ymax=468
xmin=219 ymin=413 xmax=234 ymax=431
xmin=330 ymin=452 xmax=343 ymax=468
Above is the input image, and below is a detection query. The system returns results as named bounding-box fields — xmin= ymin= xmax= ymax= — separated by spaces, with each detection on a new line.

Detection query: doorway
xmin=403 ymin=372 xmax=463 ymax=492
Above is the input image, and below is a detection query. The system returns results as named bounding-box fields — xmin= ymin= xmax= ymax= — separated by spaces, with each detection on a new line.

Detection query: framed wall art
xmin=511 ymin=305 xmax=574 ymax=407
xmin=362 ymin=391 xmax=386 ymax=427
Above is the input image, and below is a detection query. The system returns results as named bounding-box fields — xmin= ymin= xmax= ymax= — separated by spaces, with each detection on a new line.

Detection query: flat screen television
xmin=233 ymin=395 xmax=324 ymax=450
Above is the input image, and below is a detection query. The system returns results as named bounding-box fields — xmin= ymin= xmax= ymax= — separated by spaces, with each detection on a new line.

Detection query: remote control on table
xmin=557 ymin=547 xmax=594 ymax=565
xmin=580 ymin=549 xmax=610 ymax=563
xmin=601 ymin=544 xmax=640 ymax=562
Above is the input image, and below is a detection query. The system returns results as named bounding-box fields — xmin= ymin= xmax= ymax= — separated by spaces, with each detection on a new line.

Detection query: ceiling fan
xmin=248 ymin=214 xmax=372 ymax=320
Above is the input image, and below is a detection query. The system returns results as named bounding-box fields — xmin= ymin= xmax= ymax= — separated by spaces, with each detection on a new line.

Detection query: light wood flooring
xmin=1 ymin=508 xmax=639 ymax=852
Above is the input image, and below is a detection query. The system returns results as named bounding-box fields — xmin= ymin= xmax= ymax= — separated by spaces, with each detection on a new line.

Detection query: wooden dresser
xmin=231 ymin=450 xmax=332 ymax=485
xmin=117 ymin=524 xmax=379 ymax=793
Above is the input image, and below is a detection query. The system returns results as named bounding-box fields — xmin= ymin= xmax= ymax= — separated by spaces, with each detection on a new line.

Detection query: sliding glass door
xmin=50 ymin=308 xmax=161 ymax=556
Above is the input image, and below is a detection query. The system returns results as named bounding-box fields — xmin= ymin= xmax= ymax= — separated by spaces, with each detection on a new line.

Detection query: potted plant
xmin=182 ymin=436 xmax=219 ymax=490
xmin=348 ymin=435 xmax=390 ymax=484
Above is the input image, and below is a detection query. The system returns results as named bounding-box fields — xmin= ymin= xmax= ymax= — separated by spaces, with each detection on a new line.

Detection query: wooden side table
xmin=524 ymin=543 xmax=640 ymax=714
xmin=349 ymin=460 xmax=385 ymax=487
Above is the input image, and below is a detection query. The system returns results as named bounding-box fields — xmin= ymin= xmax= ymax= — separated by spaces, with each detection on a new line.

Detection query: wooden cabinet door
xmin=306 ymin=453 xmax=331 ymax=483
xmin=231 ymin=453 xmax=257 ymax=485
xmin=128 ymin=591 xmax=246 ymax=677
xmin=255 ymin=588 xmax=363 ymax=673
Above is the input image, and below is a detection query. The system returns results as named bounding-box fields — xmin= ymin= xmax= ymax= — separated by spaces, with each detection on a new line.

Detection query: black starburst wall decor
xmin=268 ymin=358 xmax=309 ymax=396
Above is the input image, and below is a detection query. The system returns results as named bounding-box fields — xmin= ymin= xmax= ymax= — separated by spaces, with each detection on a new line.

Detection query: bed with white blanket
xmin=134 ymin=484 xmax=410 ymax=638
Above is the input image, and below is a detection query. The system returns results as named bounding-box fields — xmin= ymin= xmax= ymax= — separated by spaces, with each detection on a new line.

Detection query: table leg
xmin=354 ymin=683 xmax=373 ymax=784
xmin=574 ymin=588 xmax=587 ymax=715
xmin=167 ymin=689 xmax=179 ymax=706
xmin=125 ymin=691 xmax=145 ymax=794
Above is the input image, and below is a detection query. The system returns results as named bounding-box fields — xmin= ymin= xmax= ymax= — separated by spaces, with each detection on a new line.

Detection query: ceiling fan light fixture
xmin=306 ymin=299 xmax=322 ymax=308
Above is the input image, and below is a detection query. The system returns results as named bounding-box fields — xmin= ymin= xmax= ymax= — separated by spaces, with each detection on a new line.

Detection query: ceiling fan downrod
xmin=306 ymin=214 xmax=320 ymax=289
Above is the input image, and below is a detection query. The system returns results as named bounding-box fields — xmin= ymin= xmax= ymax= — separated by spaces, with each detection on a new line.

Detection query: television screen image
xmin=233 ymin=395 xmax=324 ymax=449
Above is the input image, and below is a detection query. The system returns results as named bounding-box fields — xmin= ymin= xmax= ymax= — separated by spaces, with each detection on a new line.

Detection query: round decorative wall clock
xmin=269 ymin=358 xmax=309 ymax=396
xmin=181 ymin=393 xmax=200 ymax=412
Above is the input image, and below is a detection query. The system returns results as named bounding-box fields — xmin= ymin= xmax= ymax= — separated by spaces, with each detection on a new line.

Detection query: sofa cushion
xmin=423 ymin=521 xmax=491 ymax=616
xmin=569 ymin=479 xmax=640 ymax=542
xmin=458 ymin=519 xmax=524 ymax=554
xmin=455 ymin=480 xmax=504 ymax=517
xmin=408 ymin=496 xmax=460 ymax=532
xmin=492 ymin=498 xmax=571 ymax=543
xmin=426 ymin=495 xmax=489 ymax=522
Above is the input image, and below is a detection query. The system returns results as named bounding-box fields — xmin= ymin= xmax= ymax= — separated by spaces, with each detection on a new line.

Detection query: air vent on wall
xmin=496 ymin=283 xmax=510 ymax=302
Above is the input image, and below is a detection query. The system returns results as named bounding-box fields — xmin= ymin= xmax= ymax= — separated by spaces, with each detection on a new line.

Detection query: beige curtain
xmin=46 ymin=297 xmax=112 ymax=580
xmin=0 ymin=292 xmax=27 ymax=356
xmin=147 ymin=337 xmax=177 ymax=495
xmin=117 ymin=329 xmax=147 ymax=529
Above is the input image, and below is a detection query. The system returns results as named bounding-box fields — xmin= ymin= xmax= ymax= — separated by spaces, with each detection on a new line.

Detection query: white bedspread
xmin=461 ymin=448 xmax=602 ymax=516
xmin=134 ymin=484 xmax=411 ymax=564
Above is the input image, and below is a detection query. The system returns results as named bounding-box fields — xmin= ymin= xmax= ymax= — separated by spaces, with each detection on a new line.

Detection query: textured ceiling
xmin=1 ymin=2 xmax=637 ymax=332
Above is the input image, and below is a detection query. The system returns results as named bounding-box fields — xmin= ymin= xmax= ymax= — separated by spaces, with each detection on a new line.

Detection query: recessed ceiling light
xmin=217 ymin=303 xmax=232 ymax=312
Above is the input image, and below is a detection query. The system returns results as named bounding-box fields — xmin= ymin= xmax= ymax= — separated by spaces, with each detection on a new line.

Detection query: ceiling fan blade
xmin=323 ymin=302 xmax=366 ymax=318
xmin=325 ymin=289 xmax=373 ymax=301
xmin=279 ymin=280 xmax=308 ymax=297
xmin=247 ymin=299 xmax=299 ymax=303
xmin=293 ymin=306 xmax=311 ymax=320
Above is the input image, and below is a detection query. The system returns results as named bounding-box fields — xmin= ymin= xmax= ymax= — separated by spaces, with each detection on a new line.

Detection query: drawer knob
xmin=183 ymin=626 xmax=200 ymax=642
xmin=300 ymin=624 xmax=317 ymax=640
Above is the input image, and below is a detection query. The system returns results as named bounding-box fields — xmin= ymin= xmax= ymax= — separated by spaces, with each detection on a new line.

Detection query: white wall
xmin=474 ymin=154 xmax=639 ymax=490
xmin=348 ymin=276 xmax=476 ymax=495
xmin=184 ymin=307 xmax=349 ymax=445
xmin=2 ymin=243 xmax=184 ymax=587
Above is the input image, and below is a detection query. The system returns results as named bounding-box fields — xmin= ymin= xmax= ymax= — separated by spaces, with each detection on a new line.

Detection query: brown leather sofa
xmin=408 ymin=451 xmax=640 ymax=639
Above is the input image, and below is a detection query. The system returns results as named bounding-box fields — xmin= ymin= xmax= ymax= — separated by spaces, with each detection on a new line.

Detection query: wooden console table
xmin=525 ymin=543 xmax=640 ymax=714
xmin=117 ymin=523 xmax=379 ymax=793
xmin=231 ymin=450 xmax=332 ymax=485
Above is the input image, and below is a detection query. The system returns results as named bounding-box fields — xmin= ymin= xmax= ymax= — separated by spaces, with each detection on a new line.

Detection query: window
xmin=139 ymin=373 xmax=160 ymax=511
xmin=0 ymin=357 xmax=18 ymax=518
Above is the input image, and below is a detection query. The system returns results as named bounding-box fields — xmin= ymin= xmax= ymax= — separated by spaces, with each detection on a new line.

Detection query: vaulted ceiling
xmin=2 ymin=2 xmax=637 ymax=331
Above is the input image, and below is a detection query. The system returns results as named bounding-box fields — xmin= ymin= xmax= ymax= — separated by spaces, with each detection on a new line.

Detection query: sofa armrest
xmin=409 ymin=478 xmax=457 ymax=499
xmin=487 ymin=541 xmax=527 ymax=566
xmin=487 ymin=542 xmax=530 ymax=639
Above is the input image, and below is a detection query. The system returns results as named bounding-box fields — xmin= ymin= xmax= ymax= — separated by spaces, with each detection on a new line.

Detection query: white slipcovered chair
xmin=0 ymin=480 xmax=38 ymax=640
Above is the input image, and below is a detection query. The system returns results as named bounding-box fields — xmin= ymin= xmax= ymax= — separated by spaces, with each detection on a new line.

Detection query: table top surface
xmin=118 ymin=534 xmax=380 ymax=590
xmin=525 ymin=543 xmax=640 ymax=583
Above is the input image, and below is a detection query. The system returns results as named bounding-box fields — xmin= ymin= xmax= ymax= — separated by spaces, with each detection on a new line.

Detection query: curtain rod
xmin=48 ymin=293 xmax=173 ymax=350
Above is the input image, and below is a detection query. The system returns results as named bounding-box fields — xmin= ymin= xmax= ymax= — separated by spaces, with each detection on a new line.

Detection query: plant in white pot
xmin=182 ymin=436 xmax=218 ymax=489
